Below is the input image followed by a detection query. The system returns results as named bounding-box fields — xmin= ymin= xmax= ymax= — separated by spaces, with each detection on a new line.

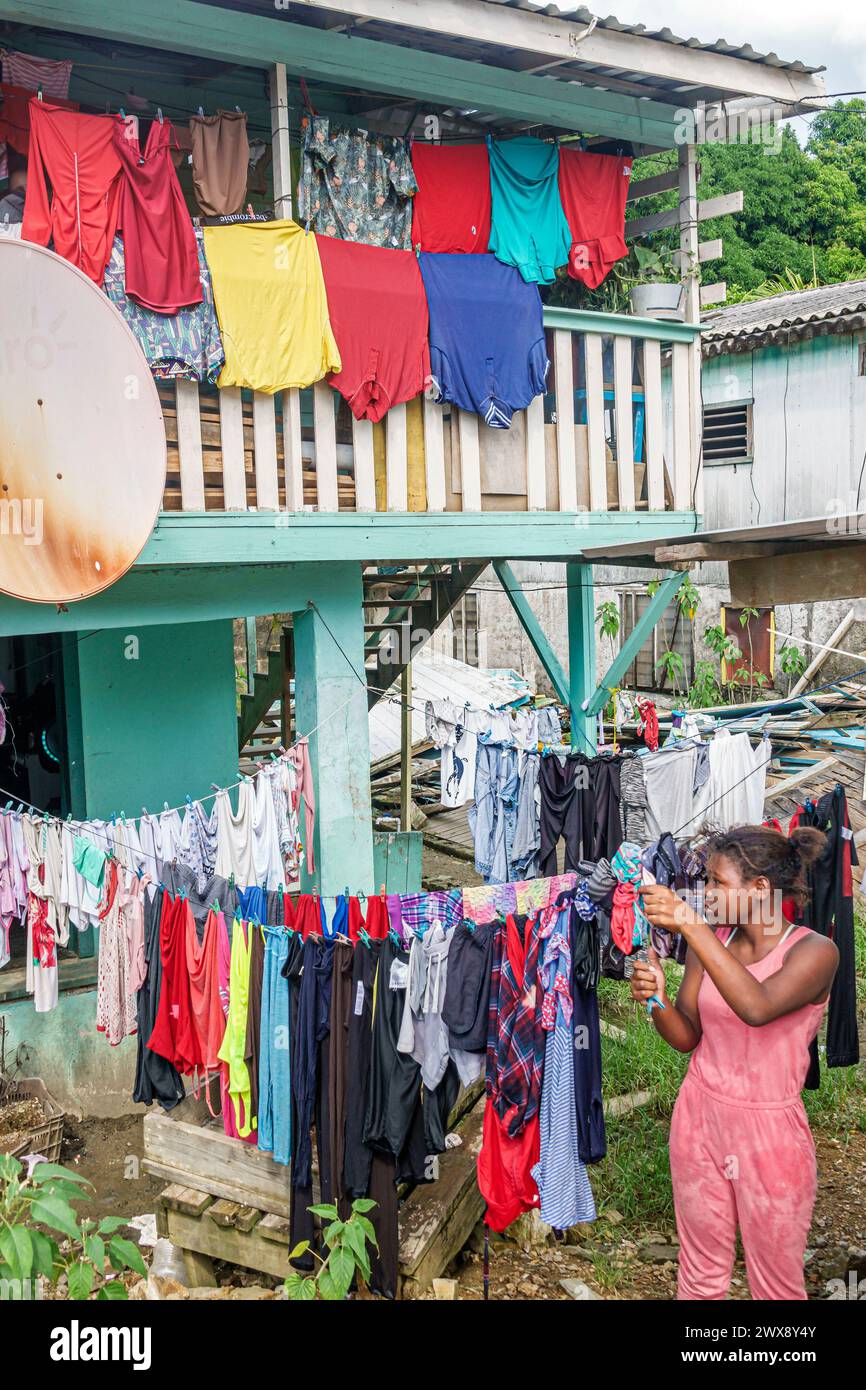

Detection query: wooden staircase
xmin=237 ymin=561 xmax=489 ymax=762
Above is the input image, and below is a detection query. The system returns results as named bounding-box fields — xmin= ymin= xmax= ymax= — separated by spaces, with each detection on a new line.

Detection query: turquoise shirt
xmin=487 ymin=136 xmax=572 ymax=285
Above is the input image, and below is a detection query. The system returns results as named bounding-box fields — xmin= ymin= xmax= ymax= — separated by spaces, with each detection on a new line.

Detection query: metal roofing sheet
xmin=702 ymin=281 xmax=866 ymax=352
xmin=486 ymin=3 xmax=824 ymax=74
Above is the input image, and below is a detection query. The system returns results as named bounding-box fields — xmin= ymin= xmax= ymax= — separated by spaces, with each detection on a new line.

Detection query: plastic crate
xmin=2 ymin=1078 xmax=65 ymax=1163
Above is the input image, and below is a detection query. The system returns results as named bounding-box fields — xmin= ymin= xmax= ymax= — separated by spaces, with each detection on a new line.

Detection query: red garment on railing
xmin=113 ymin=116 xmax=202 ymax=313
xmin=22 ymin=99 xmax=123 ymax=283
xmin=0 ymin=83 xmax=78 ymax=156
xmin=558 ymin=148 xmax=632 ymax=290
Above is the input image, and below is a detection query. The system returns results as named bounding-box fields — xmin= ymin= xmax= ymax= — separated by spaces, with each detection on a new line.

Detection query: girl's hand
xmin=638 ymin=884 xmax=702 ymax=934
xmin=630 ymin=947 xmax=667 ymax=1006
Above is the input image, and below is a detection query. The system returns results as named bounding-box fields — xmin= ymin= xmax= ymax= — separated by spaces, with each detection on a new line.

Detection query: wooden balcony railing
xmin=160 ymin=308 xmax=703 ymax=516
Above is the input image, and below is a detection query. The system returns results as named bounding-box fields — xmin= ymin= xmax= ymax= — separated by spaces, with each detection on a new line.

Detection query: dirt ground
xmin=60 ymin=1112 xmax=866 ymax=1301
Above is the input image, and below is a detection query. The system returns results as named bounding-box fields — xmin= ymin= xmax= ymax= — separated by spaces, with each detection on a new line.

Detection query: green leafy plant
xmin=285 ymin=1198 xmax=378 ymax=1301
xmin=676 ymin=579 xmax=701 ymax=621
xmin=687 ymin=659 xmax=724 ymax=709
xmin=596 ymin=600 xmax=621 ymax=644
xmin=779 ymin=643 xmax=807 ymax=692
xmin=0 ymin=1153 xmax=146 ymax=1301
xmin=655 ymin=649 xmax=685 ymax=692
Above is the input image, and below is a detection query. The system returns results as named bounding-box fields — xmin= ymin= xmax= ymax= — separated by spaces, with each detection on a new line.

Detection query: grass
xmin=594 ymin=915 xmax=866 ymax=1228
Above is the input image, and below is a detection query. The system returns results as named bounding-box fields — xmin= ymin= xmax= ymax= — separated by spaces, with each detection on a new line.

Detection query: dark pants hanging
xmin=289 ymin=938 xmax=333 ymax=1267
xmin=589 ymin=756 xmax=624 ymax=861
xmin=328 ymin=941 xmax=355 ymax=1220
xmin=538 ymin=756 xmax=586 ymax=876
xmin=798 ymin=787 xmax=860 ymax=1087
xmin=572 ymin=981 xmax=606 ymax=1164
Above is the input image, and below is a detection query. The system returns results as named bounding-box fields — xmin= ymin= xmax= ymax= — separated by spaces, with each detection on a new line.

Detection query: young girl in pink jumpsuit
xmin=632 ymin=824 xmax=838 ymax=1301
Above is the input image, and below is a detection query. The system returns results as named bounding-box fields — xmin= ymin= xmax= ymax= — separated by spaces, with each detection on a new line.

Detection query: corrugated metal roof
xmin=487 ymin=3 xmax=824 ymax=75
xmin=702 ymin=281 xmax=866 ymax=356
xmin=368 ymin=650 xmax=533 ymax=763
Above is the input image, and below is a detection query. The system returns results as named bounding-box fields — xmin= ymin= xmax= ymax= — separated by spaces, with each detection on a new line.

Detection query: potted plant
xmin=628 ymin=243 xmax=685 ymax=321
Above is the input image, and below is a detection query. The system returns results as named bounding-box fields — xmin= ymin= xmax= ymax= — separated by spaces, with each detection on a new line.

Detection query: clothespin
xmin=186 ymin=795 xmax=192 ymax=806
xmin=213 ymin=899 xmax=220 ymax=915
xmin=37 ymin=88 xmax=43 ymax=102
xmin=119 ymin=106 xmax=126 ymax=119
xmin=359 ymin=928 xmax=371 ymax=947
xmin=157 ymin=107 xmax=164 ymax=124
xmin=198 ymin=106 xmax=204 ymax=117
xmin=228 ymin=872 xmax=235 ymax=890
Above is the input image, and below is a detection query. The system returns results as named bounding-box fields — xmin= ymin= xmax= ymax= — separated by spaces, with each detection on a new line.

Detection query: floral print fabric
xmin=297 ymin=116 xmax=417 ymax=249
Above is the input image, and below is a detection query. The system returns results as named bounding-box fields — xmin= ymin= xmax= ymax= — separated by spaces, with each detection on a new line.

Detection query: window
xmin=451 ymin=593 xmax=481 ymax=667
xmin=618 ymin=589 xmax=695 ymax=694
xmin=702 ymin=399 xmax=753 ymax=464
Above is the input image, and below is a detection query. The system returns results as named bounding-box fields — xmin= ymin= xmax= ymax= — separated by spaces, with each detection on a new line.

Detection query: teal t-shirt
xmin=487 ymin=136 xmax=572 ymax=285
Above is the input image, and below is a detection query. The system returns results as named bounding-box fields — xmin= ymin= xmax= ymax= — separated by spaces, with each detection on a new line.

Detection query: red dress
xmin=113 ymin=116 xmax=202 ymax=313
xmin=147 ymin=893 xmax=203 ymax=1076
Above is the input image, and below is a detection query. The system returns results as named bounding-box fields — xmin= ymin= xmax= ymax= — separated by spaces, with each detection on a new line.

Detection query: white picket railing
xmin=160 ymin=308 xmax=703 ymax=516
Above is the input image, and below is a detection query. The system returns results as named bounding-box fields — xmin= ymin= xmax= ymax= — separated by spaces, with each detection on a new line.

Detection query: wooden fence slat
xmin=386 ymin=403 xmax=409 ymax=512
xmin=422 ymin=395 xmax=447 ymax=512
xmin=671 ymin=341 xmax=692 ymax=511
xmin=313 ymin=381 xmax=339 ymax=512
xmin=553 ymin=329 xmax=577 ymax=512
xmin=642 ymin=339 xmax=665 ymax=511
xmin=352 ymin=416 xmax=377 ymax=511
xmin=613 ymin=334 xmax=635 ymax=512
xmin=457 ymin=410 xmax=481 ymax=512
xmin=175 ymin=379 xmax=205 ymax=511
xmin=583 ymin=333 xmax=607 ymax=511
xmin=252 ymin=391 xmax=280 ymax=511
xmin=282 ymin=388 xmax=304 ymax=511
xmin=525 ymin=393 xmax=546 ymax=511
xmin=218 ymin=387 xmax=247 ymax=511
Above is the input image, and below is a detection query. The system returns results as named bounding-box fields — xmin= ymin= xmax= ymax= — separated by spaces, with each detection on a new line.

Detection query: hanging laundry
xmin=418 ymin=252 xmax=548 ymax=428
xmin=609 ymin=841 xmax=649 ymax=955
xmin=441 ymin=918 xmax=493 ymax=1086
xmin=95 ymin=858 xmax=138 ymax=1046
xmin=538 ymin=755 xmax=587 ymax=877
xmin=706 ymin=729 xmax=772 ymax=830
xmin=204 ymin=221 xmax=340 ymax=394
xmin=147 ymin=893 xmax=204 ymax=1077
xmin=315 ymin=234 xmax=430 ymax=422
xmin=2 ymin=51 xmax=73 ymax=99
xmin=410 ymin=141 xmax=491 ymax=254
xmin=792 ymin=787 xmax=860 ymax=1082
xmin=470 ymin=745 xmax=520 ymax=884
xmin=257 ymin=925 xmax=292 ymax=1166
xmin=189 ymin=109 xmax=249 ymax=217
xmin=103 ymin=231 xmax=224 ymax=383
xmin=23 ymin=100 xmax=122 ymax=283
xmin=643 ymin=741 xmax=712 ymax=841
xmin=0 ymin=83 xmax=78 ymax=156
xmin=113 ymin=116 xmax=201 ymax=314
xmin=133 ymin=887 xmax=185 ymax=1110
xmin=486 ymin=135 xmax=572 ymax=285
xmin=557 ymin=148 xmax=632 ymax=289
xmin=287 ymin=738 xmax=316 ymax=875
xmin=531 ymin=898 xmax=596 ymax=1228
xmin=426 ymin=699 xmax=490 ymax=809
xmin=297 ymin=116 xmax=417 ymax=250
xmin=21 ymin=815 xmax=66 ymax=1013
xmin=217 ymin=915 xmax=255 ymax=1136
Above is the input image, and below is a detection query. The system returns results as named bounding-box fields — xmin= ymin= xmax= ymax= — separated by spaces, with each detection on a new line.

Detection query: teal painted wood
xmin=292 ymin=564 xmax=375 ymax=895
xmin=5 ymin=0 xmax=682 ymax=145
xmin=585 ymin=570 xmax=686 ymax=718
xmin=373 ymin=831 xmax=423 ymax=894
xmin=567 ymin=561 xmax=597 ymax=752
xmin=0 ymin=515 xmax=699 ymax=638
xmin=71 ymin=621 xmax=239 ymax=820
xmin=543 ymin=307 xmax=704 ymax=343
xmin=492 ymin=559 xmax=570 ymax=707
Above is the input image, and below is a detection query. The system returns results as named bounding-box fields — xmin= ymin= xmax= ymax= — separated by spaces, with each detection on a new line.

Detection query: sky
xmin=551 ymin=1 xmax=866 ymax=100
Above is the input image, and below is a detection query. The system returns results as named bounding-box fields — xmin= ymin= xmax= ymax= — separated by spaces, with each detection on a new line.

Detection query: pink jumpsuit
xmin=669 ymin=925 xmax=826 ymax=1300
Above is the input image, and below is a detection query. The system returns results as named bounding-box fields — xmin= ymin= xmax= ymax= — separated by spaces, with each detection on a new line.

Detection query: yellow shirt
xmin=204 ymin=220 xmax=341 ymax=393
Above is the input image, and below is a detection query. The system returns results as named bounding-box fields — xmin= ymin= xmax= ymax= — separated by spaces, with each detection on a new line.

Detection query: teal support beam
xmin=585 ymin=571 xmax=686 ymax=719
xmin=5 ymin=0 xmax=684 ymax=146
xmin=492 ymin=561 xmax=569 ymax=708
xmin=543 ymin=307 xmax=704 ymax=343
xmin=292 ymin=564 xmax=374 ymax=896
xmin=567 ymin=562 xmax=597 ymax=753
xmin=69 ymin=620 xmax=238 ymax=820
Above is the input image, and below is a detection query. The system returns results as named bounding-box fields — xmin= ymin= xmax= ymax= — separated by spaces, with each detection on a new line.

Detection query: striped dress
xmin=531 ymin=904 xmax=596 ymax=1230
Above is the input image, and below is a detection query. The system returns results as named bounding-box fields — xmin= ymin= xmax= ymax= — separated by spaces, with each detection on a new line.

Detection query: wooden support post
xmin=245 ymin=616 xmax=257 ymax=693
xmin=678 ymin=142 xmax=703 ymax=515
xmin=584 ymin=571 xmax=685 ymax=719
xmin=400 ymin=629 xmax=412 ymax=833
xmin=567 ymin=560 xmax=597 ymax=752
xmin=492 ymin=560 xmax=569 ymax=706
xmin=280 ymin=625 xmax=294 ymax=749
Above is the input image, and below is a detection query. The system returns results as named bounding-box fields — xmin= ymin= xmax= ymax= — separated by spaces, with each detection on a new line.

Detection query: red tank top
xmin=688 ymin=925 xmax=827 ymax=1105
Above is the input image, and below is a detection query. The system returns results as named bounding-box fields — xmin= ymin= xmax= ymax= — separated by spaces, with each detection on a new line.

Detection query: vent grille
xmin=703 ymin=401 xmax=752 ymax=463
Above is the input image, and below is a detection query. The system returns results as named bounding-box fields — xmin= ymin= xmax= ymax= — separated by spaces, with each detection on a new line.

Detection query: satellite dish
xmin=0 ymin=238 xmax=167 ymax=604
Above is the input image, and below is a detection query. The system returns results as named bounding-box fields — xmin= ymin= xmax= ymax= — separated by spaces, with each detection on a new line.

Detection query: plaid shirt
xmin=486 ymin=910 xmax=546 ymax=1138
